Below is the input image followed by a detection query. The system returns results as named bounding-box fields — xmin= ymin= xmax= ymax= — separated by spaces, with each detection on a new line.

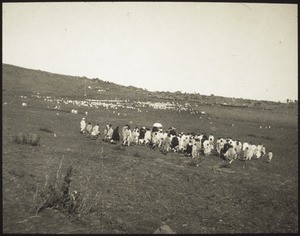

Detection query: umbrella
xmin=153 ymin=122 xmax=163 ymax=128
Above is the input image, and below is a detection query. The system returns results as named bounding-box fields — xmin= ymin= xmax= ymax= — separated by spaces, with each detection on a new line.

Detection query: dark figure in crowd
xmin=201 ymin=132 xmax=208 ymax=148
xmin=111 ymin=126 xmax=120 ymax=143
xmin=186 ymin=140 xmax=193 ymax=156
xmin=139 ymin=127 xmax=146 ymax=142
xmin=171 ymin=135 xmax=179 ymax=150
xmin=169 ymin=127 xmax=177 ymax=136
xmin=152 ymin=126 xmax=159 ymax=132
xmin=220 ymin=141 xmax=231 ymax=159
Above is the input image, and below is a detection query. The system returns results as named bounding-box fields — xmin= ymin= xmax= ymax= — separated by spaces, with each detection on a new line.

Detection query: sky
xmin=2 ymin=2 xmax=298 ymax=102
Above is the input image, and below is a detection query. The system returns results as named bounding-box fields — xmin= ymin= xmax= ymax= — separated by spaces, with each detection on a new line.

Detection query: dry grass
xmin=12 ymin=133 xmax=41 ymax=146
xmin=39 ymin=128 xmax=54 ymax=133
xmin=33 ymin=156 xmax=100 ymax=219
xmin=2 ymin=85 xmax=298 ymax=233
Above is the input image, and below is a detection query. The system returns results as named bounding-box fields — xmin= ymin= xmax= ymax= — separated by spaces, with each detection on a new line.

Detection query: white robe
xmin=91 ymin=125 xmax=100 ymax=136
xmin=80 ymin=120 xmax=86 ymax=132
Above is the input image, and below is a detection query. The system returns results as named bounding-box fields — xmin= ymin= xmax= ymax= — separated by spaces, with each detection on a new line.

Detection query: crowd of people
xmin=79 ymin=118 xmax=273 ymax=164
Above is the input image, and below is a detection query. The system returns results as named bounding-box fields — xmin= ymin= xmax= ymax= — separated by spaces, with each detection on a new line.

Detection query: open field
xmin=2 ymin=64 xmax=298 ymax=233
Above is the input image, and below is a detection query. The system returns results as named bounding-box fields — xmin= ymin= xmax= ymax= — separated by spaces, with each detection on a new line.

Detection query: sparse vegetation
xmin=12 ymin=133 xmax=41 ymax=146
xmin=114 ymin=144 xmax=126 ymax=152
xmin=2 ymin=63 xmax=298 ymax=234
xmin=219 ymin=162 xmax=231 ymax=168
xmin=35 ymin=163 xmax=99 ymax=219
xmin=133 ymin=152 xmax=140 ymax=157
xmin=39 ymin=128 xmax=54 ymax=133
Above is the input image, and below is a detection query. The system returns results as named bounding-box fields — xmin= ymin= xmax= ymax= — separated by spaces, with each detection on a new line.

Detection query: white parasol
xmin=153 ymin=122 xmax=163 ymax=128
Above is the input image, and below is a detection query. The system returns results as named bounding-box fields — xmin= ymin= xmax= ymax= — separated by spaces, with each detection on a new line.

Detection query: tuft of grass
xmin=219 ymin=162 xmax=231 ymax=168
xmin=35 ymin=158 xmax=100 ymax=219
xmin=36 ymin=166 xmax=82 ymax=216
xmin=114 ymin=144 xmax=126 ymax=152
xmin=133 ymin=152 xmax=140 ymax=157
xmin=12 ymin=133 xmax=41 ymax=146
xmin=160 ymin=149 xmax=168 ymax=155
xmin=39 ymin=128 xmax=54 ymax=133
xmin=188 ymin=159 xmax=197 ymax=167
xmin=262 ymin=136 xmax=274 ymax=140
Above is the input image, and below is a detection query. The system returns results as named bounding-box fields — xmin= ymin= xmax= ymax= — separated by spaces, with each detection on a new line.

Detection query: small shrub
xmin=39 ymin=128 xmax=54 ymax=133
xmin=36 ymin=166 xmax=81 ymax=215
xmin=133 ymin=152 xmax=140 ymax=157
xmin=219 ymin=162 xmax=231 ymax=168
xmin=35 ymin=164 xmax=99 ymax=218
xmin=188 ymin=159 xmax=197 ymax=167
xmin=161 ymin=149 xmax=168 ymax=155
xmin=262 ymin=136 xmax=274 ymax=140
xmin=12 ymin=133 xmax=41 ymax=146
xmin=114 ymin=145 xmax=126 ymax=152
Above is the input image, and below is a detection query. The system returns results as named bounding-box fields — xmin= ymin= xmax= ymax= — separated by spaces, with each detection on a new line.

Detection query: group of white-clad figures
xmin=80 ymin=118 xmax=273 ymax=164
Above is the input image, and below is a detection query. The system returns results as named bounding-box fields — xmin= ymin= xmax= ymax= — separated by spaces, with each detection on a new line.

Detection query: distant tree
xmin=254 ymin=101 xmax=261 ymax=106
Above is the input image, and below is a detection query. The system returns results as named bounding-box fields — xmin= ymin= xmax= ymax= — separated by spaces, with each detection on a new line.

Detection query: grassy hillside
xmin=2 ymin=63 xmax=298 ymax=233
xmin=2 ymin=64 xmax=148 ymax=100
xmin=3 ymin=63 xmax=297 ymax=109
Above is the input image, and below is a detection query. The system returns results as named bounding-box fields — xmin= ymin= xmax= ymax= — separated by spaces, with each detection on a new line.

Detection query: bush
xmin=219 ymin=162 xmax=231 ymax=168
xmin=188 ymin=159 xmax=197 ymax=167
xmin=133 ymin=152 xmax=140 ymax=157
xmin=35 ymin=161 xmax=100 ymax=218
xmin=36 ymin=166 xmax=82 ymax=215
xmin=12 ymin=133 xmax=41 ymax=146
xmin=114 ymin=144 xmax=126 ymax=152
xmin=39 ymin=128 xmax=54 ymax=133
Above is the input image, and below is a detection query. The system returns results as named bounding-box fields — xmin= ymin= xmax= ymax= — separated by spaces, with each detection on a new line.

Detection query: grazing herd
xmin=79 ymin=118 xmax=274 ymax=164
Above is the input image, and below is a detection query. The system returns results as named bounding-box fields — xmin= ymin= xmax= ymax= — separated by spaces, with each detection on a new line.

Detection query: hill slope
xmin=2 ymin=63 xmax=297 ymax=109
xmin=2 ymin=63 xmax=148 ymax=100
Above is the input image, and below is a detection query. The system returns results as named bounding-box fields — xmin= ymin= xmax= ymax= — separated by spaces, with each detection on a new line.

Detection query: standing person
xmin=216 ymin=138 xmax=222 ymax=156
xmin=221 ymin=140 xmax=230 ymax=159
xmin=201 ymin=133 xmax=208 ymax=148
xmin=203 ymin=140 xmax=212 ymax=156
xmin=144 ymin=128 xmax=152 ymax=146
xmin=80 ymin=118 xmax=86 ymax=133
xmin=86 ymin=122 xmax=93 ymax=134
xmin=123 ymin=126 xmax=132 ymax=146
xmin=171 ymin=135 xmax=179 ymax=152
xmin=267 ymin=150 xmax=273 ymax=163
xmin=122 ymin=125 xmax=130 ymax=141
xmin=186 ymin=139 xmax=193 ymax=156
xmin=192 ymin=139 xmax=201 ymax=158
xmin=208 ymin=134 xmax=214 ymax=150
xmin=103 ymin=124 xmax=109 ymax=140
xmin=161 ymin=133 xmax=172 ymax=153
xmin=255 ymin=143 xmax=263 ymax=159
xmin=138 ymin=127 xmax=146 ymax=145
xmin=91 ymin=124 xmax=100 ymax=139
xmin=131 ymin=127 xmax=139 ymax=145
xmin=111 ymin=126 xmax=120 ymax=143
xmin=106 ymin=124 xmax=114 ymax=141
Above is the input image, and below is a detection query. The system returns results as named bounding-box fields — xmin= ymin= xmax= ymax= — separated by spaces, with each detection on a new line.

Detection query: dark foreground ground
xmin=2 ymin=91 xmax=298 ymax=234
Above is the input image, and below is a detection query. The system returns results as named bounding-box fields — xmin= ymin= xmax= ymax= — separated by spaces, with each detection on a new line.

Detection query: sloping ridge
xmin=2 ymin=63 xmax=285 ymax=107
xmin=3 ymin=64 xmax=101 ymax=96
xmin=2 ymin=64 xmax=149 ymax=100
